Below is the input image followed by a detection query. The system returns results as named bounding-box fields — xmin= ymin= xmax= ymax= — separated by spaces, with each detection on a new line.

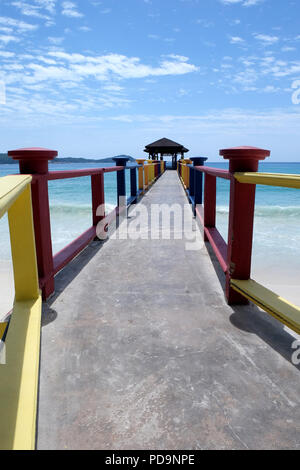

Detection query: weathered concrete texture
xmin=37 ymin=171 xmax=300 ymax=450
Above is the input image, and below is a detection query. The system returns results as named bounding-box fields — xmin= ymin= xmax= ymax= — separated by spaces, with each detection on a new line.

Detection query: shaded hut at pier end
xmin=144 ymin=137 xmax=189 ymax=170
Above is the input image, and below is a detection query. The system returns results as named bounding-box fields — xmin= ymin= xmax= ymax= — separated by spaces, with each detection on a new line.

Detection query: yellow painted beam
xmin=0 ymin=322 xmax=8 ymax=340
xmin=0 ymin=175 xmax=41 ymax=450
xmin=144 ymin=164 xmax=149 ymax=188
xmin=231 ymin=279 xmax=300 ymax=334
xmin=235 ymin=172 xmax=300 ymax=189
xmin=8 ymin=184 xmax=40 ymax=302
xmin=147 ymin=160 xmax=155 ymax=184
xmin=0 ymin=175 xmax=32 ymax=219
xmin=185 ymin=160 xmax=192 ymax=189
xmin=136 ymin=159 xmax=145 ymax=192
xmin=0 ymin=297 xmax=42 ymax=450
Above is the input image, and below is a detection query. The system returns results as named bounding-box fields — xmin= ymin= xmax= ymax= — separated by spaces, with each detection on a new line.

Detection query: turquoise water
xmin=0 ymin=162 xmax=131 ymax=257
xmin=214 ymin=161 xmax=300 ymax=283
xmin=0 ymin=161 xmax=300 ymax=284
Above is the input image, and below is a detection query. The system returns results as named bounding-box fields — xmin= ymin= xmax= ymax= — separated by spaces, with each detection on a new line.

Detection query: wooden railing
xmin=0 ymin=175 xmax=42 ymax=450
xmin=0 ymin=152 xmax=165 ymax=448
xmin=7 ymin=149 xmax=165 ymax=300
xmin=179 ymin=146 xmax=300 ymax=335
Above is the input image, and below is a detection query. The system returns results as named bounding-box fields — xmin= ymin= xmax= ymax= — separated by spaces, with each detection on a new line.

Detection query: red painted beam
xmin=47 ymin=166 xmax=123 ymax=181
xmin=53 ymin=226 xmax=96 ymax=275
xmin=195 ymin=205 xmax=228 ymax=273
xmin=92 ymin=173 xmax=105 ymax=227
xmin=103 ymin=166 xmax=124 ymax=173
xmin=195 ymin=167 xmax=231 ymax=180
xmin=204 ymin=174 xmax=216 ymax=243
xmin=204 ymin=227 xmax=228 ymax=273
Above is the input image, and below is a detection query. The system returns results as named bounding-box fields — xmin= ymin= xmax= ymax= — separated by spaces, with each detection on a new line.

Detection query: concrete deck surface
xmin=37 ymin=171 xmax=300 ymax=450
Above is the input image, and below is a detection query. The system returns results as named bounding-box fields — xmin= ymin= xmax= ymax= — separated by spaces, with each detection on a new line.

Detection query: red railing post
xmin=91 ymin=172 xmax=105 ymax=227
xmin=8 ymin=147 xmax=58 ymax=300
xmin=220 ymin=146 xmax=270 ymax=304
xmin=203 ymin=174 xmax=216 ymax=242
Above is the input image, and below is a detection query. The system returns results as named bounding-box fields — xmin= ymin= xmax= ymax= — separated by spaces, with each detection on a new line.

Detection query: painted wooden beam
xmin=231 ymin=279 xmax=300 ymax=334
xmin=235 ymin=172 xmax=300 ymax=189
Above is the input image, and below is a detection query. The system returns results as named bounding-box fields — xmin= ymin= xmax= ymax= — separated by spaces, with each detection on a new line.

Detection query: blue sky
xmin=0 ymin=0 xmax=300 ymax=160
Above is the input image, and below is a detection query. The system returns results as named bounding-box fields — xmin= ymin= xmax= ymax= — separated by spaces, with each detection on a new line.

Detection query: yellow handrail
xmin=231 ymin=279 xmax=300 ymax=334
xmin=0 ymin=175 xmax=32 ymax=218
xmin=231 ymin=170 xmax=300 ymax=333
xmin=235 ymin=172 xmax=300 ymax=189
xmin=0 ymin=175 xmax=42 ymax=450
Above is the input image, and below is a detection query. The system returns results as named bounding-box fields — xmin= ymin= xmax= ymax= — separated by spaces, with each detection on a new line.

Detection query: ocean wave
xmin=217 ymin=205 xmax=300 ymax=217
xmin=49 ymin=202 xmax=116 ymax=215
xmin=48 ymin=202 xmax=300 ymax=219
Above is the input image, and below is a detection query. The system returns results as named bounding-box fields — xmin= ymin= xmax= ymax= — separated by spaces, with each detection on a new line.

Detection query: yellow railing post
xmin=144 ymin=163 xmax=149 ymax=189
xmin=185 ymin=159 xmax=193 ymax=190
xmin=0 ymin=175 xmax=42 ymax=450
xmin=136 ymin=159 xmax=146 ymax=193
xmin=181 ymin=160 xmax=187 ymax=187
xmin=8 ymin=184 xmax=40 ymax=301
xmin=178 ymin=159 xmax=184 ymax=182
xmin=147 ymin=160 xmax=154 ymax=184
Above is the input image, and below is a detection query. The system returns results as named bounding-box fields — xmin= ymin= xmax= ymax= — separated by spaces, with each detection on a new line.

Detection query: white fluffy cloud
xmin=62 ymin=1 xmax=83 ymax=18
xmin=0 ymin=16 xmax=38 ymax=32
xmin=43 ymin=52 xmax=199 ymax=81
xmin=220 ymin=0 xmax=263 ymax=6
xmin=11 ymin=0 xmax=57 ymax=19
xmin=254 ymin=33 xmax=279 ymax=44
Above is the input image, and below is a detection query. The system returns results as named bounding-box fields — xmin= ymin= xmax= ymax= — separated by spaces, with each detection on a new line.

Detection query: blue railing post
xmin=130 ymin=165 xmax=137 ymax=200
xmin=190 ymin=157 xmax=208 ymax=214
xmin=189 ymin=165 xmax=195 ymax=199
xmin=112 ymin=156 xmax=130 ymax=206
xmin=158 ymin=161 xmax=161 ymax=177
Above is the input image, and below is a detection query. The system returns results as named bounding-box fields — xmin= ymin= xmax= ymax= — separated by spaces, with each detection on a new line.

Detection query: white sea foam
xmin=217 ymin=205 xmax=300 ymax=217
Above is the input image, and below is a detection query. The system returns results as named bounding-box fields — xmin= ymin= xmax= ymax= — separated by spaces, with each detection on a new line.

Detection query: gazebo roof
xmin=144 ymin=137 xmax=189 ymax=154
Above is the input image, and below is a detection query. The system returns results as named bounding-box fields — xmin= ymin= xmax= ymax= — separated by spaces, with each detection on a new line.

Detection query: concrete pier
xmin=37 ymin=171 xmax=300 ymax=450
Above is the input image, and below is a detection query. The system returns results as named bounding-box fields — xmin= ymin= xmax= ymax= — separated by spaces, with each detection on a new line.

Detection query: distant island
xmin=0 ymin=153 xmax=11 ymax=164
xmin=0 ymin=153 xmax=136 ymax=164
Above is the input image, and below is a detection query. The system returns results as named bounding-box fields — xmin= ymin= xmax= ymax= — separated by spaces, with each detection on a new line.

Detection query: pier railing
xmin=0 ymin=154 xmax=164 ymax=449
xmin=179 ymin=146 xmax=300 ymax=335
xmin=7 ymin=149 xmax=164 ymax=300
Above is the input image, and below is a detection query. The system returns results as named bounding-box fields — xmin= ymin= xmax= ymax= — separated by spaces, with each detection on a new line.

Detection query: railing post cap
xmin=190 ymin=157 xmax=208 ymax=164
xmin=8 ymin=147 xmax=58 ymax=161
xmin=112 ymin=156 xmax=130 ymax=165
xmin=219 ymin=146 xmax=270 ymax=160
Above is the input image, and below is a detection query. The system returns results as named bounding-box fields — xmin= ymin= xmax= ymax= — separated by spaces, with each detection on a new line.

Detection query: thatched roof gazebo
xmin=144 ymin=137 xmax=189 ymax=170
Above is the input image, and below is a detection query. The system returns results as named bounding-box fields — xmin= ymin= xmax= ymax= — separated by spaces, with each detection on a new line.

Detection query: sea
xmin=1 ymin=160 xmax=300 ymax=291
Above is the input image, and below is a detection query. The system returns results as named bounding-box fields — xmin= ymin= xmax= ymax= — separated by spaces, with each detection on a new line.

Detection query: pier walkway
xmin=37 ymin=171 xmax=300 ymax=450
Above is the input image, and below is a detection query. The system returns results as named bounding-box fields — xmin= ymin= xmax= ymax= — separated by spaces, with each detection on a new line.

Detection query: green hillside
xmin=0 ymin=154 xmax=11 ymax=164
